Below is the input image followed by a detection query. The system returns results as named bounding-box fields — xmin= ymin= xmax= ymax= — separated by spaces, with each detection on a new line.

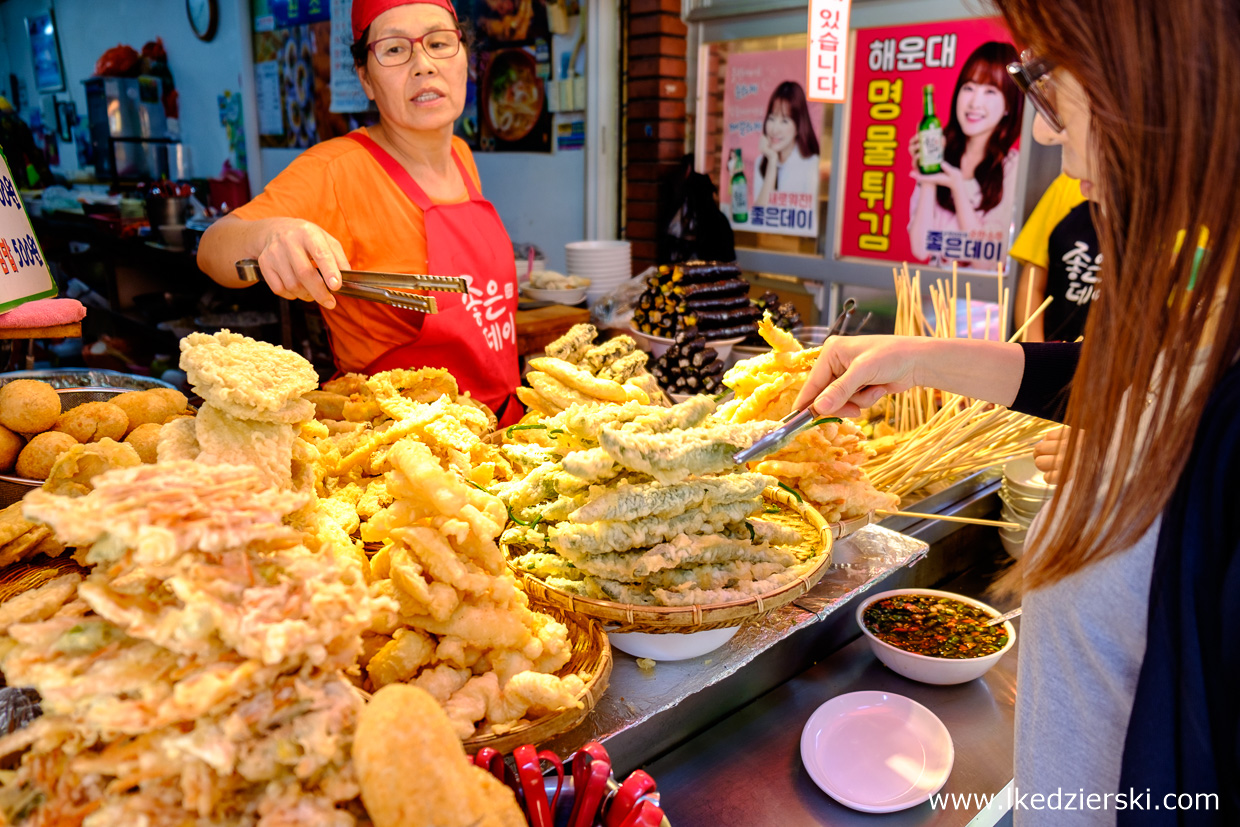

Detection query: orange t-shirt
xmin=232 ymin=128 xmax=484 ymax=373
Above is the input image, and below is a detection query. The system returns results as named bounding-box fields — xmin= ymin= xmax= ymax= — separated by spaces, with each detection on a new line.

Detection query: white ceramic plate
xmin=801 ymin=691 xmax=954 ymax=813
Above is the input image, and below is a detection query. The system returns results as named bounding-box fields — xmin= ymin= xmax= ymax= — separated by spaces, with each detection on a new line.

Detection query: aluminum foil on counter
xmin=542 ymin=525 xmax=929 ymax=759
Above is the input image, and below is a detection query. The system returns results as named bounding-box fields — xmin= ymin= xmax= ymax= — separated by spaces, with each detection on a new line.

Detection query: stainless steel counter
xmin=646 ymin=630 xmax=1018 ymax=827
xmin=537 ymin=472 xmax=1014 ymax=826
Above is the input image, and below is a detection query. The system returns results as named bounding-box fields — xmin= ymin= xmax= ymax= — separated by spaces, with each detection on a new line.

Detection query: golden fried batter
xmin=0 ymin=423 xmax=23 ymax=472
xmin=0 ymin=379 xmax=60 ymax=434
xmin=180 ymin=330 xmax=318 ymax=420
xmin=15 ymin=431 xmax=77 ymax=480
xmin=354 ymin=684 xmax=525 ymax=827
xmin=53 ymin=401 xmax=129 ymax=443
xmin=123 ymin=422 xmax=163 ymax=463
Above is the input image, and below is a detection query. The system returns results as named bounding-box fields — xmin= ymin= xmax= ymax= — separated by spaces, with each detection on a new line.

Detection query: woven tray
xmin=508 ymin=487 xmax=833 ymax=634
xmin=463 ymin=606 xmax=612 ymax=754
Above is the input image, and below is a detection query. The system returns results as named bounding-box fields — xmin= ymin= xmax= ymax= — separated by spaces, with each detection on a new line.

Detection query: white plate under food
xmin=800 ymin=691 xmax=954 ymax=813
xmin=522 ymin=285 xmax=587 ymax=305
xmin=607 ymin=626 xmax=739 ymax=661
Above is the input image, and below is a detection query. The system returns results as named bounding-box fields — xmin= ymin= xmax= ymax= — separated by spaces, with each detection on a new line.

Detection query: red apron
xmin=348 ymin=133 xmax=522 ymax=427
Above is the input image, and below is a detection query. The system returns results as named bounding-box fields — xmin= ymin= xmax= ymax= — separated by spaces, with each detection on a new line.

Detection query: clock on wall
xmin=187 ymin=0 xmax=219 ymax=42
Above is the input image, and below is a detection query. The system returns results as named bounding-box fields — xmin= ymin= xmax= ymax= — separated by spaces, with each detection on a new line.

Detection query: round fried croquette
xmin=53 ymin=401 xmax=129 ymax=443
xmin=0 ymin=380 xmax=61 ymax=434
xmin=15 ymin=431 xmax=79 ymax=480
xmin=0 ymin=424 xmax=23 ymax=472
xmin=123 ymin=422 xmax=163 ymax=464
xmin=111 ymin=388 xmax=188 ymax=434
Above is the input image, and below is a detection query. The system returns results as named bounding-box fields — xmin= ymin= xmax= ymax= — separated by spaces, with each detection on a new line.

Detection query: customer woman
xmin=907 ymin=40 xmax=1023 ymax=267
xmin=752 ymin=81 xmax=820 ymax=209
xmin=797 ymin=1 xmax=1238 ymax=823
xmin=197 ymin=0 xmax=521 ymax=425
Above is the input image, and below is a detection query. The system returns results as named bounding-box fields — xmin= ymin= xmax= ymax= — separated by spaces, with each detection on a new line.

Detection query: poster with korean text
xmin=836 ymin=17 xmax=1021 ymax=270
xmin=0 ymin=154 xmax=56 ymax=313
xmin=720 ymin=49 xmax=826 ymax=238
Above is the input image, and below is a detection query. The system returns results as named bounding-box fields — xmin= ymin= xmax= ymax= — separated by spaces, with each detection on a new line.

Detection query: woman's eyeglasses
xmin=368 ymin=30 xmax=463 ymax=66
xmin=1006 ymin=50 xmax=1064 ymax=133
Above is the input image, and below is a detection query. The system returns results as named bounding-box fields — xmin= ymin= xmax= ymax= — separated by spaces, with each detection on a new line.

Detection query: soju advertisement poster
xmin=720 ymin=49 xmax=826 ymax=238
xmin=836 ymin=17 xmax=1021 ymax=271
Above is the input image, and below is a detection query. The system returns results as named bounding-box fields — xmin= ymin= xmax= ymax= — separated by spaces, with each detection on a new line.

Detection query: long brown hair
xmin=994 ymin=0 xmax=1240 ymax=590
xmin=936 ymin=41 xmax=1023 ymax=214
xmin=758 ymin=81 xmax=820 ymax=180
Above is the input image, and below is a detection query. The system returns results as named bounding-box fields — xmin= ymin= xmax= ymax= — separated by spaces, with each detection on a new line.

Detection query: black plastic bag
xmin=658 ymin=154 xmax=736 ymax=265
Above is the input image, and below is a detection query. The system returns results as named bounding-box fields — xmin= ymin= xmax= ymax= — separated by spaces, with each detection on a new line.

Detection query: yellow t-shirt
xmin=1009 ymin=173 xmax=1086 ymax=269
xmin=232 ymin=128 xmax=483 ymax=372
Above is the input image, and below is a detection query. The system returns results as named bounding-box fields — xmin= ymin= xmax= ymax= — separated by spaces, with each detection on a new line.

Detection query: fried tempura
xmin=180 ymin=329 xmax=318 ymax=421
xmin=354 ymin=684 xmax=525 ymax=827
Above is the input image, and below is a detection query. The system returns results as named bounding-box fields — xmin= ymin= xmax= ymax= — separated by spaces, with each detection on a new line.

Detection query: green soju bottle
xmin=730 ymin=148 xmax=749 ymax=223
xmin=917 ymin=84 xmax=944 ymax=174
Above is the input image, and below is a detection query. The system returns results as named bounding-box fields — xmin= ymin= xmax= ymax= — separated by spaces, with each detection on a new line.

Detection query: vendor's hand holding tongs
xmin=235 ymin=258 xmax=468 ymax=313
xmin=733 ymin=299 xmax=858 ymax=466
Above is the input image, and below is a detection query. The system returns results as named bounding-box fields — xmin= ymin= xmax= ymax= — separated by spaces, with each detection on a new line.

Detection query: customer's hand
xmin=793 ymin=335 xmax=925 ymax=417
xmin=1033 ymin=426 xmax=1070 ymax=486
xmin=254 ymin=218 xmax=350 ymax=309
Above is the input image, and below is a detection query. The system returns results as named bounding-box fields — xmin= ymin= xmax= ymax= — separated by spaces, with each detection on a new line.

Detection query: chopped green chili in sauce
xmin=863 ymin=595 xmax=1009 ymax=659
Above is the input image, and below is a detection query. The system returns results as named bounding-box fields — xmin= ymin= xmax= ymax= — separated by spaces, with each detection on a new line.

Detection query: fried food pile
xmin=292 ymin=366 xmax=587 ymax=740
xmin=0 ymin=379 xmax=189 ymax=480
xmin=354 ymin=684 xmax=524 ymax=827
xmin=160 ymin=330 xmax=319 ymax=493
xmin=354 ymin=438 xmax=586 ymax=739
xmin=0 ymin=461 xmax=378 ymax=826
xmin=500 ymin=395 xmax=827 ymax=607
xmin=300 ymin=367 xmax=515 ymax=569
xmin=718 ymin=316 xmax=899 ymax=523
xmin=516 ymin=323 xmax=666 ymax=415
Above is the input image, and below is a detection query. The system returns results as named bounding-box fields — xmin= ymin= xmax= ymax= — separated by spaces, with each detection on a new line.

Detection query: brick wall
xmin=623 ymin=0 xmax=688 ymax=272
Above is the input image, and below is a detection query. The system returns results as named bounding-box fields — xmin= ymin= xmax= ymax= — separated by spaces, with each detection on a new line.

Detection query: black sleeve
xmin=1010 ymin=342 xmax=1081 ymax=422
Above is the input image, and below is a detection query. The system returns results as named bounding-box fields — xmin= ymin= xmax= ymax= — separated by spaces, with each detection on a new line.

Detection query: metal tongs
xmin=733 ymin=299 xmax=859 ymax=465
xmin=235 ymin=258 xmax=468 ymax=313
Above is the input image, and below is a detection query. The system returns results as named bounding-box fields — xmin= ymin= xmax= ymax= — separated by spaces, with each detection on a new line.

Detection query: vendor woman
xmin=197 ymin=0 xmax=521 ymax=425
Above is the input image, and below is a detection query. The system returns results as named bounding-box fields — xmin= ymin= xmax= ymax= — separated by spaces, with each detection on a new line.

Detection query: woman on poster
xmin=907 ymin=40 xmax=1023 ymax=267
xmin=753 ymin=81 xmax=821 ymax=208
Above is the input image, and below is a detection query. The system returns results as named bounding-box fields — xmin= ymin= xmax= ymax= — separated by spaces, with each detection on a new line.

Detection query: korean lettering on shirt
xmin=463 ymin=275 xmax=516 ymax=354
xmin=1062 ymin=241 xmax=1102 ymax=305
xmin=855 ymin=76 xmax=902 ymax=251
xmin=808 ymin=0 xmax=851 ymax=103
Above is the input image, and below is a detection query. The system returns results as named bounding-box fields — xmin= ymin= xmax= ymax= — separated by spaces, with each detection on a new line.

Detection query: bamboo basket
xmin=508 ymin=487 xmax=833 ymax=634
xmin=463 ymin=606 xmax=612 ymax=754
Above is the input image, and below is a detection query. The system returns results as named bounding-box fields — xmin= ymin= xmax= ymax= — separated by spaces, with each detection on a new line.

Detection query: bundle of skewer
xmin=864 ymin=262 xmax=1057 ymax=499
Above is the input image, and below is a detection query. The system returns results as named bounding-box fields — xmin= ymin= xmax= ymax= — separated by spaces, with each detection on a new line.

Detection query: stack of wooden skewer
xmin=865 ymin=262 xmax=1057 ymax=500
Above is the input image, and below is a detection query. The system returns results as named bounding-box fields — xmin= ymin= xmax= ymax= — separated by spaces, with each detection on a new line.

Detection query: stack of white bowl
xmin=565 ymin=240 xmax=633 ymax=306
xmin=998 ymin=456 xmax=1055 ymax=558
